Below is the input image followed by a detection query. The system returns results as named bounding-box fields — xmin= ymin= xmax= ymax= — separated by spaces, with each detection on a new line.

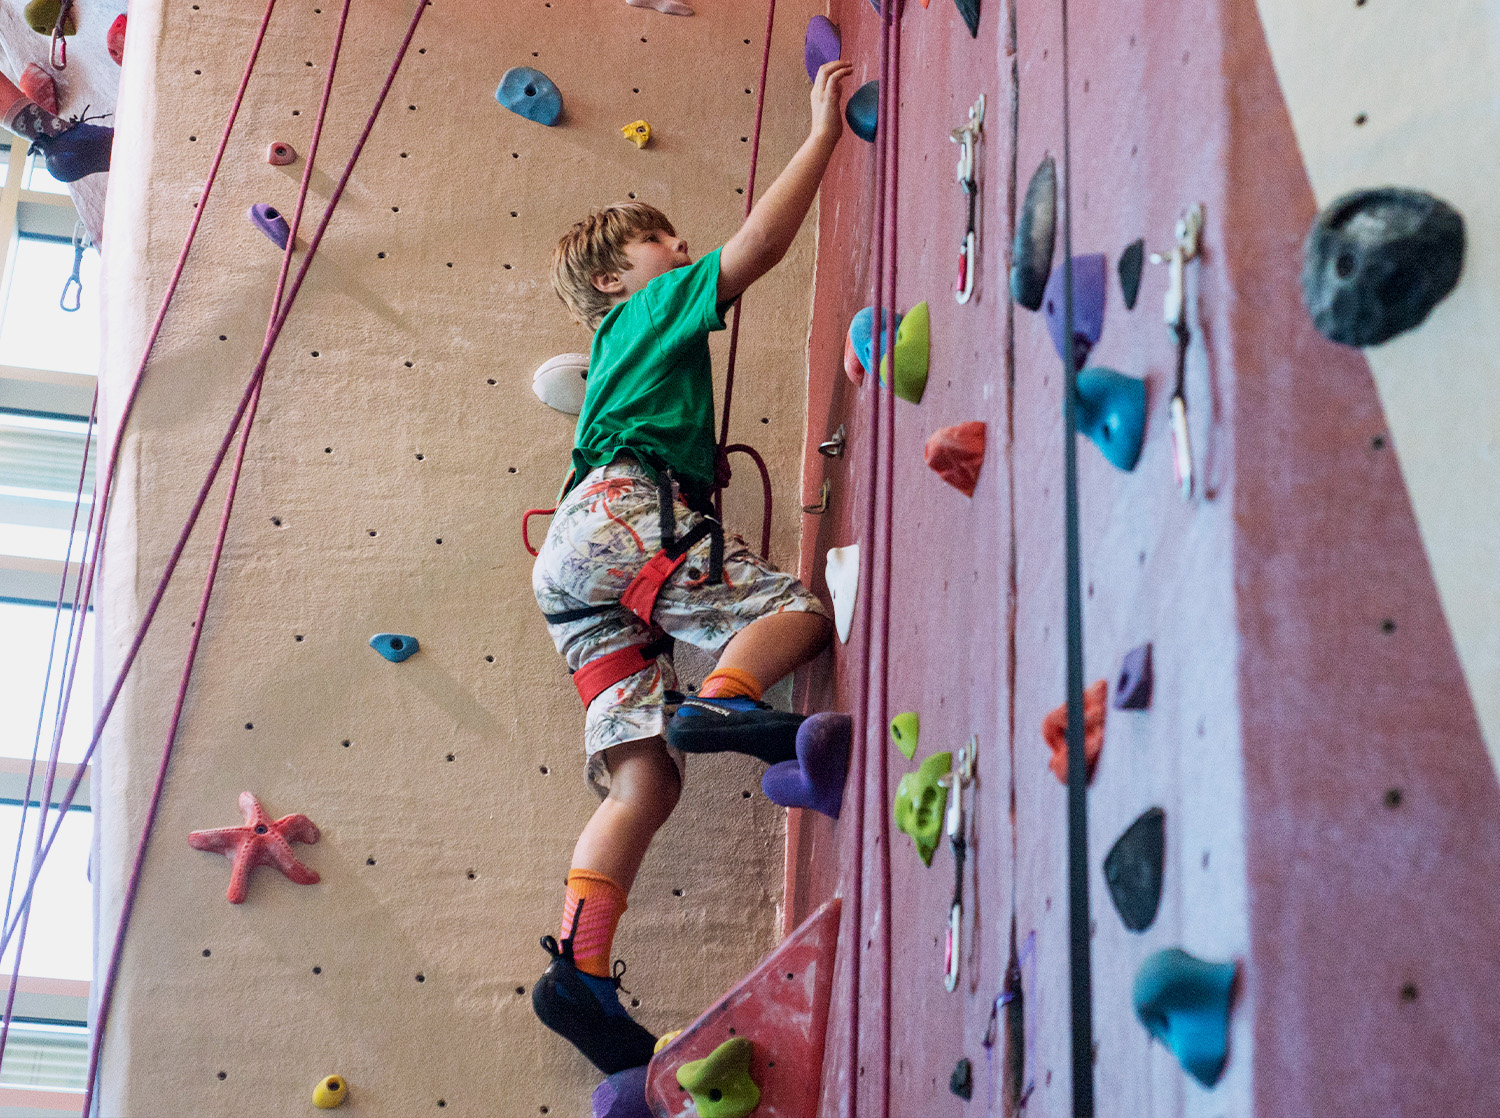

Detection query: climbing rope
xmin=1058 ymin=0 xmax=1097 ymax=1112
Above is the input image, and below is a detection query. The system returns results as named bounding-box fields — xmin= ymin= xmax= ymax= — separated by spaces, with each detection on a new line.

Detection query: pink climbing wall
xmin=789 ymin=0 xmax=1500 ymax=1115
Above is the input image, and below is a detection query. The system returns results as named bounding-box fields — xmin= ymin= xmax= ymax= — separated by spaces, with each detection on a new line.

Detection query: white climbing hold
xmin=825 ymin=544 xmax=859 ymax=644
xmin=532 ymin=353 xmax=589 ymax=415
xmin=626 ymin=0 xmax=694 ymax=14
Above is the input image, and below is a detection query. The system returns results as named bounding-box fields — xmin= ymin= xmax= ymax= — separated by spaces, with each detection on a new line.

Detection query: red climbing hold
xmin=924 ymin=421 xmax=986 ymax=496
xmin=107 ymin=13 xmax=126 ymax=65
xmin=646 ymin=899 xmax=841 ymax=1118
xmin=266 ymin=141 xmax=297 ymax=166
xmin=18 ymin=64 xmax=57 ymax=115
xmin=842 ymin=332 xmax=864 ymax=386
xmin=187 ymin=791 xmax=321 ymax=904
xmin=1042 ymin=679 xmax=1107 ymax=784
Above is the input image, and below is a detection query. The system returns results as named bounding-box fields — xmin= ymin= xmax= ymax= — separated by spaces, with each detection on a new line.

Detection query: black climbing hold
xmin=1010 ymin=156 xmax=1056 ymax=311
xmin=1104 ymin=806 xmax=1165 ymax=932
xmin=1113 ymin=642 xmax=1152 ymax=710
xmin=1119 ymin=238 xmax=1145 ymax=310
xmin=953 ymin=0 xmax=979 ymax=37
xmin=1301 ymin=187 xmax=1464 ymax=347
xmin=949 ymin=1057 xmax=973 ymax=1100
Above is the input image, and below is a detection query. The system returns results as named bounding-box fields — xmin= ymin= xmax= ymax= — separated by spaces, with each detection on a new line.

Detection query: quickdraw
xmin=50 ymin=0 xmax=73 ymax=70
xmin=1152 ymin=205 xmax=1203 ymax=501
xmin=950 ymin=94 xmax=984 ymax=304
xmin=59 ymin=221 xmax=86 ymax=313
xmin=938 ymin=736 xmax=975 ymax=991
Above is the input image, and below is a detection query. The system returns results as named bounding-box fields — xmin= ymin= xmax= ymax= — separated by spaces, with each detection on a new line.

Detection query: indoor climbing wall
xmin=789 ymin=0 xmax=1500 ymax=1116
xmin=93 ymin=0 xmax=821 ymax=1114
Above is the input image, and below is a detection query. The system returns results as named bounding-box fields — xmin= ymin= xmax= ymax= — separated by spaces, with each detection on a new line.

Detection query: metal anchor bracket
xmin=801 ymin=479 xmax=830 ymax=515
xmin=817 ymin=424 xmax=846 ymax=458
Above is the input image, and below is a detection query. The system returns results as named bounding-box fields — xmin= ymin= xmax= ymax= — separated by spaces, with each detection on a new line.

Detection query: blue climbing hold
xmin=496 ymin=66 xmax=563 ymax=127
xmin=848 ymin=306 xmax=902 ymax=378
xmin=846 ymin=80 xmax=879 ymax=143
xmin=249 ymin=203 xmax=290 ymax=251
xmin=1075 ymin=368 xmax=1146 ymax=472
xmin=369 ymin=633 xmax=420 ymax=663
xmin=1133 ymin=948 xmax=1237 ymax=1088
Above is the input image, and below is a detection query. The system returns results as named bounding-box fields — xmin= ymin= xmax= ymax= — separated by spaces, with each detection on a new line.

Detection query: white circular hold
xmin=532 ymin=353 xmax=589 ymax=415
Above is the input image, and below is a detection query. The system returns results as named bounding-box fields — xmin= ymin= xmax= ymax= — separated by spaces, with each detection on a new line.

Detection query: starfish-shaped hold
xmin=188 ymin=792 xmax=321 ymax=904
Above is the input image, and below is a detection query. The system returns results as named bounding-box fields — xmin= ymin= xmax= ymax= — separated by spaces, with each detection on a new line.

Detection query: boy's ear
xmin=590 ymin=270 xmax=625 ymax=296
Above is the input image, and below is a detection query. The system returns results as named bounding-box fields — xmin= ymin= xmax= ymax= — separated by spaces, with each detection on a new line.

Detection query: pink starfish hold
xmin=188 ymin=792 xmax=321 ymax=904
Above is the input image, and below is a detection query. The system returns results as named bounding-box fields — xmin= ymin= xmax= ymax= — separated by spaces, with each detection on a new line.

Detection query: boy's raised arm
xmin=718 ymin=59 xmax=854 ymax=306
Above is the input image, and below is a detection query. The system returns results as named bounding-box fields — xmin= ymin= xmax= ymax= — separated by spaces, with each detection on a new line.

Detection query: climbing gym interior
xmin=0 ymin=0 xmax=1495 ymax=1115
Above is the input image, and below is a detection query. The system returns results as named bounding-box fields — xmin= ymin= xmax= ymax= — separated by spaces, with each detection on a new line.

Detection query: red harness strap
xmin=573 ymin=643 xmax=662 ymax=708
xmin=619 ymin=549 xmax=693 ymax=623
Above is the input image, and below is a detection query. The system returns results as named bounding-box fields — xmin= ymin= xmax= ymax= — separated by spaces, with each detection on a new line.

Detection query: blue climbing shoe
xmin=32 ymin=122 xmax=113 ymax=183
xmin=665 ymin=696 xmax=804 ymax=766
xmin=532 ymin=935 xmax=656 ymax=1076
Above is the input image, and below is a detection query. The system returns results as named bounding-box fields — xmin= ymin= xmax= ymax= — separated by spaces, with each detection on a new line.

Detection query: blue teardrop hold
xmin=370 ymin=633 xmax=420 ymax=663
xmin=496 ymin=66 xmax=563 ymax=127
xmin=848 ymin=306 xmax=902 ymax=376
xmin=846 ymin=80 xmax=879 ymax=143
xmin=1133 ymin=948 xmax=1237 ymax=1088
xmin=1075 ymin=368 xmax=1146 ymax=472
xmin=249 ymin=203 xmax=291 ymax=251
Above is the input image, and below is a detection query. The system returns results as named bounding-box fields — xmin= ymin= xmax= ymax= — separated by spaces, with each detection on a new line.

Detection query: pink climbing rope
xmin=77 ymin=0 xmax=374 ymax=1109
xmin=0 ymin=0 xmax=287 ymax=1073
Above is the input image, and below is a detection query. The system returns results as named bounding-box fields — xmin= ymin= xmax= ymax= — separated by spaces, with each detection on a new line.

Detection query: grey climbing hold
xmin=953 ymin=0 xmax=979 ymax=37
xmin=369 ymin=633 xmax=419 ymax=663
xmin=1119 ymin=238 xmax=1145 ymax=310
xmin=1113 ymin=642 xmax=1152 ymax=710
xmin=496 ymin=66 xmax=564 ymax=127
xmin=949 ymin=1057 xmax=973 ymax=1100
xmin=1133 ymin=948 xmax=1236 ymax=1087
xmin=1010 ymin=156 xmax=1056 ymax=311
xmin=1104 ymin=806 xmax=1164 ymax=932
xmin=249 ymin=203 xmax=290 ymax=250
xmin=846 ymin=80 xmax=879 ymax=144
xmin=1301 ymin=187 xmax=1464 ymax=347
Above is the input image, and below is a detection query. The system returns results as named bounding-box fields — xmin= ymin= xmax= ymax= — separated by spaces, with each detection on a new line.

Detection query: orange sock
xmin=697 ymin=666 xmax=763 ymax=701
xmin=559 ymin=869 xmax=628 ymax=978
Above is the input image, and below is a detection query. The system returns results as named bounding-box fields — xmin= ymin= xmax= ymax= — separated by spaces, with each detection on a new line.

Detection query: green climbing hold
xmin=894 ymin=751 xmax=951 ymax=866
xmin=878 ymin=300 xmax=929 ymax=404
xmin=889 ymin=712 xmax=919 ymax=761
xmin=675 ymin=1037 xmax=760 ymax=1118
xmin=25 ymin=0 xmax=76 ymax=35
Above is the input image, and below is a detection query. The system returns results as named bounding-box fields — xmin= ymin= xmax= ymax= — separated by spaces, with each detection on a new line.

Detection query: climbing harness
xmin=951 ymin=94 xmax=984 ymax=304
xmin=59 ymin=221 xmax=86 ymax=312
xmin=938 ymin=737 xmax=975 ymax=991
xmin=1152 ymin=205 xmax=1203 ymax=500
xmin=540 ymin=468 xmax=724 ymax=708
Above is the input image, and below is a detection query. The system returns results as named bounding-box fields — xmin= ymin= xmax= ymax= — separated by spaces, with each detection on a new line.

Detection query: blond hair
xmin=552 ymin=202 xmax=677 ymax=330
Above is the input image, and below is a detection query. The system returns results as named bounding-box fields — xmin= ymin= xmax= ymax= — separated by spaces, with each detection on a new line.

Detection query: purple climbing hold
xmin=804 ymin=16 xmax=841 ymax=82
xmin=762 ymin=712 xmax=852 ymax=819
xmin=249 ymin=203 xmax=291 ymax=250
xmin=1114 ymin=643 xmax=1153 ymax=710
xmin=1042 ymin=253 xmax=1107 ymax=369
xmin=592 ymin=1065 xmax=651 ymax=1118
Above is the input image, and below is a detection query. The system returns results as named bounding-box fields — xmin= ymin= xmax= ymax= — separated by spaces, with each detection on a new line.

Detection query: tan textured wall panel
xmin=95 ymin=1 xmax=819 ymax=1113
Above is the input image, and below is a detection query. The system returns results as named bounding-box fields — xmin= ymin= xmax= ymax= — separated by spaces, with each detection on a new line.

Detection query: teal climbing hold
xmin=369 ymin=633 xmax=419 ymax=663
xmin=676 ymin=1037 xmax=760 ymax=1118
xmin=849 ymin=306 xmax=902 ymax=377
xmin=894 ymin=751 xmax=951 ymax=866
xmin=496 ymin=66 xmax=563 ymax=126
xmin=1133 ymin=948 xmax=1237 ymax=1088
xmin=846 ymin=80 xmax=879 ymax=143
xmin=889 ymin=712 xmax=919 ymax=760
xmin=1075 ymin=368 xmax=1146 ymax=472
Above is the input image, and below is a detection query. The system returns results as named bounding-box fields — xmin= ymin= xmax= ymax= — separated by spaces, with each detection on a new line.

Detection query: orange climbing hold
xmin=18 ymin=64 xmax=57 ymax=115
xmin=187 ymin=791 xmax=321 ymax=903
xmin=924 ymin=421 xmax=986 ymax=496
xmin=1042 ymin=679 xmax=1107 ymax=784
xmin=646 ymin=899 xmax=841 ymax=1118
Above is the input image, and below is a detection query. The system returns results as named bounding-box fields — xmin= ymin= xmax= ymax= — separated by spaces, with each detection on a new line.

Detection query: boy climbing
xmin=530 ymin=58 xmax=855 ymax=1076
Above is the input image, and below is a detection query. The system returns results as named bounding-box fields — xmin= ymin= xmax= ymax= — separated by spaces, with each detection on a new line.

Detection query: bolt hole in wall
xmin=0 ymin=144 xmax=106 ymax=1096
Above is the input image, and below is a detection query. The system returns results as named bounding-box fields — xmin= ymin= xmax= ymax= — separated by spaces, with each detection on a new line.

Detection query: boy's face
xmin=593 ymin=229 xmax=691 ymax=301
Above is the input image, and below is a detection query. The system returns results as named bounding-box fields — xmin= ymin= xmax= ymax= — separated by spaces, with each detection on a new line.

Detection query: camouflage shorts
xmin=532 ymin=460 xmax=827 ymax=796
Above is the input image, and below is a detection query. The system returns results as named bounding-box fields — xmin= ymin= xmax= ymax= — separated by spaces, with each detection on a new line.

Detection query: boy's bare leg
xmin=712 ymin=610 xmax=833 ymax=693
xmin=571 ymin=737 xmax=682 ymax=892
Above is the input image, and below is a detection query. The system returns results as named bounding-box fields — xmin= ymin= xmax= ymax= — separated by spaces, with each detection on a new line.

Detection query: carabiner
xmin=49 ymin=0 xmax=72 ymax=70
xmin=60 ymin=221 xmax=86 ymax=312
xmin=950 ymin=94 xmax=984 ymax=305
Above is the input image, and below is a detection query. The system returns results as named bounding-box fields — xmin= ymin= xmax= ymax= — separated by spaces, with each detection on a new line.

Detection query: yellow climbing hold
xmin=24 ymin=0 xmax=76 ymax=35
xmin=312 ymin=1075 xmax=348 ymax=1108
xmin=622 ymin=120 xmax=652 ymax=148
xmin=654 ymin=1028 xmax=683 ymax=1054
xmin=878 ymin=301 xmax=930 ymax=404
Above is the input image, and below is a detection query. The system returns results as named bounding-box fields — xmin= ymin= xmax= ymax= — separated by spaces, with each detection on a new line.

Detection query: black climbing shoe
xmin=532 ymin=935 xmax=657 ymax=1076
xmin=664 ymin=696 xmax=804 ymax=766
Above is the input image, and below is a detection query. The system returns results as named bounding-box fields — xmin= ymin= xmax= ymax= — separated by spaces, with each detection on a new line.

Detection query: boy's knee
xmin=606 ymin=738 xmax=681 ymax=818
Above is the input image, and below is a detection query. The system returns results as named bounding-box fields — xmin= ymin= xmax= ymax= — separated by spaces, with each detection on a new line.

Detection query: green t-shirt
xmin=569 ymin=247 xmax=727 ymax=506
